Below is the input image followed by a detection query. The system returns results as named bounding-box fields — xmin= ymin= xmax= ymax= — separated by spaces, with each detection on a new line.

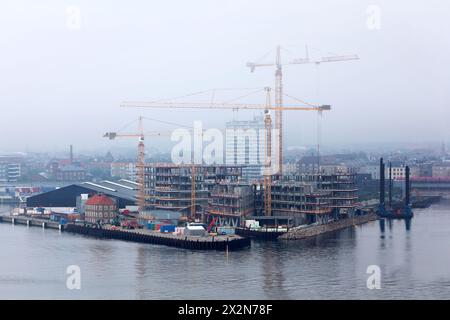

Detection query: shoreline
xmin=0 ymin=215 xmax=251 ymax=251
xmin=279 ymin=213 xmax=378 ymax=240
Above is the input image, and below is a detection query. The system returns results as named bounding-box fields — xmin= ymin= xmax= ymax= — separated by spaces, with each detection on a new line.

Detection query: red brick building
xmin=85 ymin=194 xmax=116 ymax=224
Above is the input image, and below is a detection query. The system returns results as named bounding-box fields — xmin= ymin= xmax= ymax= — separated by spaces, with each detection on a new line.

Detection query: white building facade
xmin=0 ymin=162 xmax=20 ymax=182
xmin=225 ymin=115 xmax=265 ymax=181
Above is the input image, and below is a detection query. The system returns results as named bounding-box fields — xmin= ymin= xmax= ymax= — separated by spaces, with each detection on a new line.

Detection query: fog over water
xmin=1 ymin=202 xmax=450 ymax=299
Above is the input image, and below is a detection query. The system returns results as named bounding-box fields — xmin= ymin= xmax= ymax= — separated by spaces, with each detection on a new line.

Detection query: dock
xmin=235 ymin=227 xmax=287 ymax=240
xmin=64 ymin=224 xmax=250 ymax=251
xmin=0 ymin=215 xmax=251 ymax=251
xmin=0 ymin=215 xmax=63 ymax=230
xmin=278 ymin=213 xmax=378 ymax=240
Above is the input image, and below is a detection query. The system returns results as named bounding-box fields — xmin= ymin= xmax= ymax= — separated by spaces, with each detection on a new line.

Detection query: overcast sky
xmin=0 ymin=0 xmax=449 ymax=154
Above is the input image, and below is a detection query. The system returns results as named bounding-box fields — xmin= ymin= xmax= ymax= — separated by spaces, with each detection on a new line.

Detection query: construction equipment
xmin=105 ymin=118 xmax=202 ymax=221
xmin=103 ymin=116 xmax=172 ymax=214
xmin=247 ymin=45 xmax=359 ymax=174
xmin=121 ymin=88 xmax=326 ymax=217
xmin=191 ymin=164 xmax=196 ymax=221
xmin=263 ymin=89 xmax=272 ymax=216
xmin=207 ymin=216 xmax=218 ymax=233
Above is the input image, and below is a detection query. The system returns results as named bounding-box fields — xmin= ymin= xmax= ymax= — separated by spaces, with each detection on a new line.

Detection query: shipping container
xmin=217 ymin=227 xmax=235 ymax=235
xmin=160 ymin=225 xmax=176 ymax=233
xmin=185 ymin=225 xmax=206 ymax=237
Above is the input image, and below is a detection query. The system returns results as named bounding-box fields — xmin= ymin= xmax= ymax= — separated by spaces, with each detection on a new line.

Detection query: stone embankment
xmin=279 ymin=213 xmax=378 ymax=240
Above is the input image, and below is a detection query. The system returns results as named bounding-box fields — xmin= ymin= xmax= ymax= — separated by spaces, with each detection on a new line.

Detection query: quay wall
xmin=279 ymin=213 xmax=378 ymax=240
xmin=65 ymin=224 xmax=250 ymax=251
xmin=0 ymin=215 xmax=62 ymax=230
xmin=0 ymin=216 xmax=251 ymax=251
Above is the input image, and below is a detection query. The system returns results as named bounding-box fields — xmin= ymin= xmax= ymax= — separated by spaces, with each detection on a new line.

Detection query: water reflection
xmin=261 ymin=242 xmax=288 ymax=299
xmin=135 ymin=245 xmax=151 ymax=299
xmin=1 ymin=202 xmax=450 ymax=299
xmin=405 ymin=218 xmax=412 ymax=231
xmin=379 ymin=217 xmax=412 ymax=235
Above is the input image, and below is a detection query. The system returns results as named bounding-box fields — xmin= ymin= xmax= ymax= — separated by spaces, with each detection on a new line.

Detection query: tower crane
xmin=246 ymin=45 xmax=359 ymax=174
xmin=104 ymin=118 xmax=202 ymax=221
xmin=120 ymin=89 xmax=330 ymax=217
xmin=103 ymin=116 xmax=172 ymax=215
xmin=263 ymin=89 xmax=273 ymax=216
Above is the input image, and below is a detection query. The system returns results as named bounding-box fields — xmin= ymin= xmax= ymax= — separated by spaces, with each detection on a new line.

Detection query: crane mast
xmin=103 ymin=116 xmax=160 ymax=214
xmin=136 ymin=116 xmax=146 ymax=213
xmin=106 ymin=118 xmax=202 ymax=221
xmin=263 ymin=88 xmax=273 ymax=216
xmin=191 ymin=164 xmax=196 ymax=220
xmin=274 ymin=45 xmax=283 ymax=177
xmin=247 ymin=45 xmax=359 ymax=176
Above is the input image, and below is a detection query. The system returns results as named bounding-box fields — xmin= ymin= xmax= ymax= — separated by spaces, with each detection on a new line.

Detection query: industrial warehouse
xmin=26 ymin=179 xmax=137 ymax=209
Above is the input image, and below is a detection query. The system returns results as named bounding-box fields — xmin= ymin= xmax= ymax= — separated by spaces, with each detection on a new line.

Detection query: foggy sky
xmin=1 ymin=0 xmax=449 ymax=154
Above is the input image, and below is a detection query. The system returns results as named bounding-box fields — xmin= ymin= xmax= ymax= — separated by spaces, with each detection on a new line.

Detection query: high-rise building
xmin=225 ymin=114 xmax=265 ymax=181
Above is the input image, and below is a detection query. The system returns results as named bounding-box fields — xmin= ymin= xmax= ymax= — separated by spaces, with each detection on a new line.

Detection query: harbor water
xmin=1 ymin=201 xmax=450 ymax=299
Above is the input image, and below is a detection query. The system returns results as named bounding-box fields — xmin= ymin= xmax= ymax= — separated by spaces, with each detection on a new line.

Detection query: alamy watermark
xmin=66 ymin=6 xmax=81 ymax=30
xmin=366 ymin=265 xmax=381 ymax=289
xmin=366 ymin=5 xmax=381 ymax=30
xmin=66 ymin=265 xmax=81 ymax=290
xmin=170 ymin=121 xmax=279 ymax=174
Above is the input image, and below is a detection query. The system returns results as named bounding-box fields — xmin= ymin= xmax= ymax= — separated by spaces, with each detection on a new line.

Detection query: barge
xmin=235 ymin=227 xmax=287 ymax=240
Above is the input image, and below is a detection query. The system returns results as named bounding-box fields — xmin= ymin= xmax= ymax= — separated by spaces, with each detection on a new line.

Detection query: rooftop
xmin=85 ymin=194 xmax=115 ymax=206
xmin=76 ymin=179 xmax=138 ymax=202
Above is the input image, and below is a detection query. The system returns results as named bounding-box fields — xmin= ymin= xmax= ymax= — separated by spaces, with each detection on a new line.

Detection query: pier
xmin=0 ymin=215 xmax=62 ymax=230
xmin=65 ymin=225 xmax=250 ymax=251
xmin=279 ymin=213 xmax=378 ymax=240
xmin=0 ymin=215 xmax=251 ymax=251
xmin=235 ymin=227 xmax=287 ymax=240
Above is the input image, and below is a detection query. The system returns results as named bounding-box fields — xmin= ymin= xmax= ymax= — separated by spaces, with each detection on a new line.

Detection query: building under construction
xmin=270 ymin=180 xmax=332 ymax=225
xmin=296 ymin=169 xmax=358 ymax=217
xmin=140 ymin=162 xmax=357 ymax=227
xmin=251 ymin=179 xmax=332 ymax=226
xmin=250 ymin=169 xmax=358 ymax=226
xmin=143 ymin=164 xmax=243 ymax=219
xmin=206 ymin=182 xmax=254 ymax=227
xmin=317 ymin=170 xmax=358 ymax=217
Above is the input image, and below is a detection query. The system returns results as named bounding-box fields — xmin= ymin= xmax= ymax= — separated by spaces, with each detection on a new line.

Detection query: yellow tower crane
xmin=103 ymin=116 xmax=171 ymax=215
xmin=105 ymin=118 xmax=201 ymax=221
xmin=120 ymin=89 xmax=330 ymax=217
xmin=247 ymin=45 xmax=359 ymax=175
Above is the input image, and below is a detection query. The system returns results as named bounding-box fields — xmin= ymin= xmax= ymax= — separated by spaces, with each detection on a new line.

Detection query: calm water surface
xmin=1 ymin=201 xmax=450 ymax=299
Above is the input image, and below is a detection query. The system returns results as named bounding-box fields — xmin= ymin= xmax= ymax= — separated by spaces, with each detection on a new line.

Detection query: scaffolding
xmin=268 ymin=180 xmax=332 ymax=225
xmin=206 ymin=182 xmax=254 ymax=227
xmin=144 ymin=164 xmax=244 ymax=219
